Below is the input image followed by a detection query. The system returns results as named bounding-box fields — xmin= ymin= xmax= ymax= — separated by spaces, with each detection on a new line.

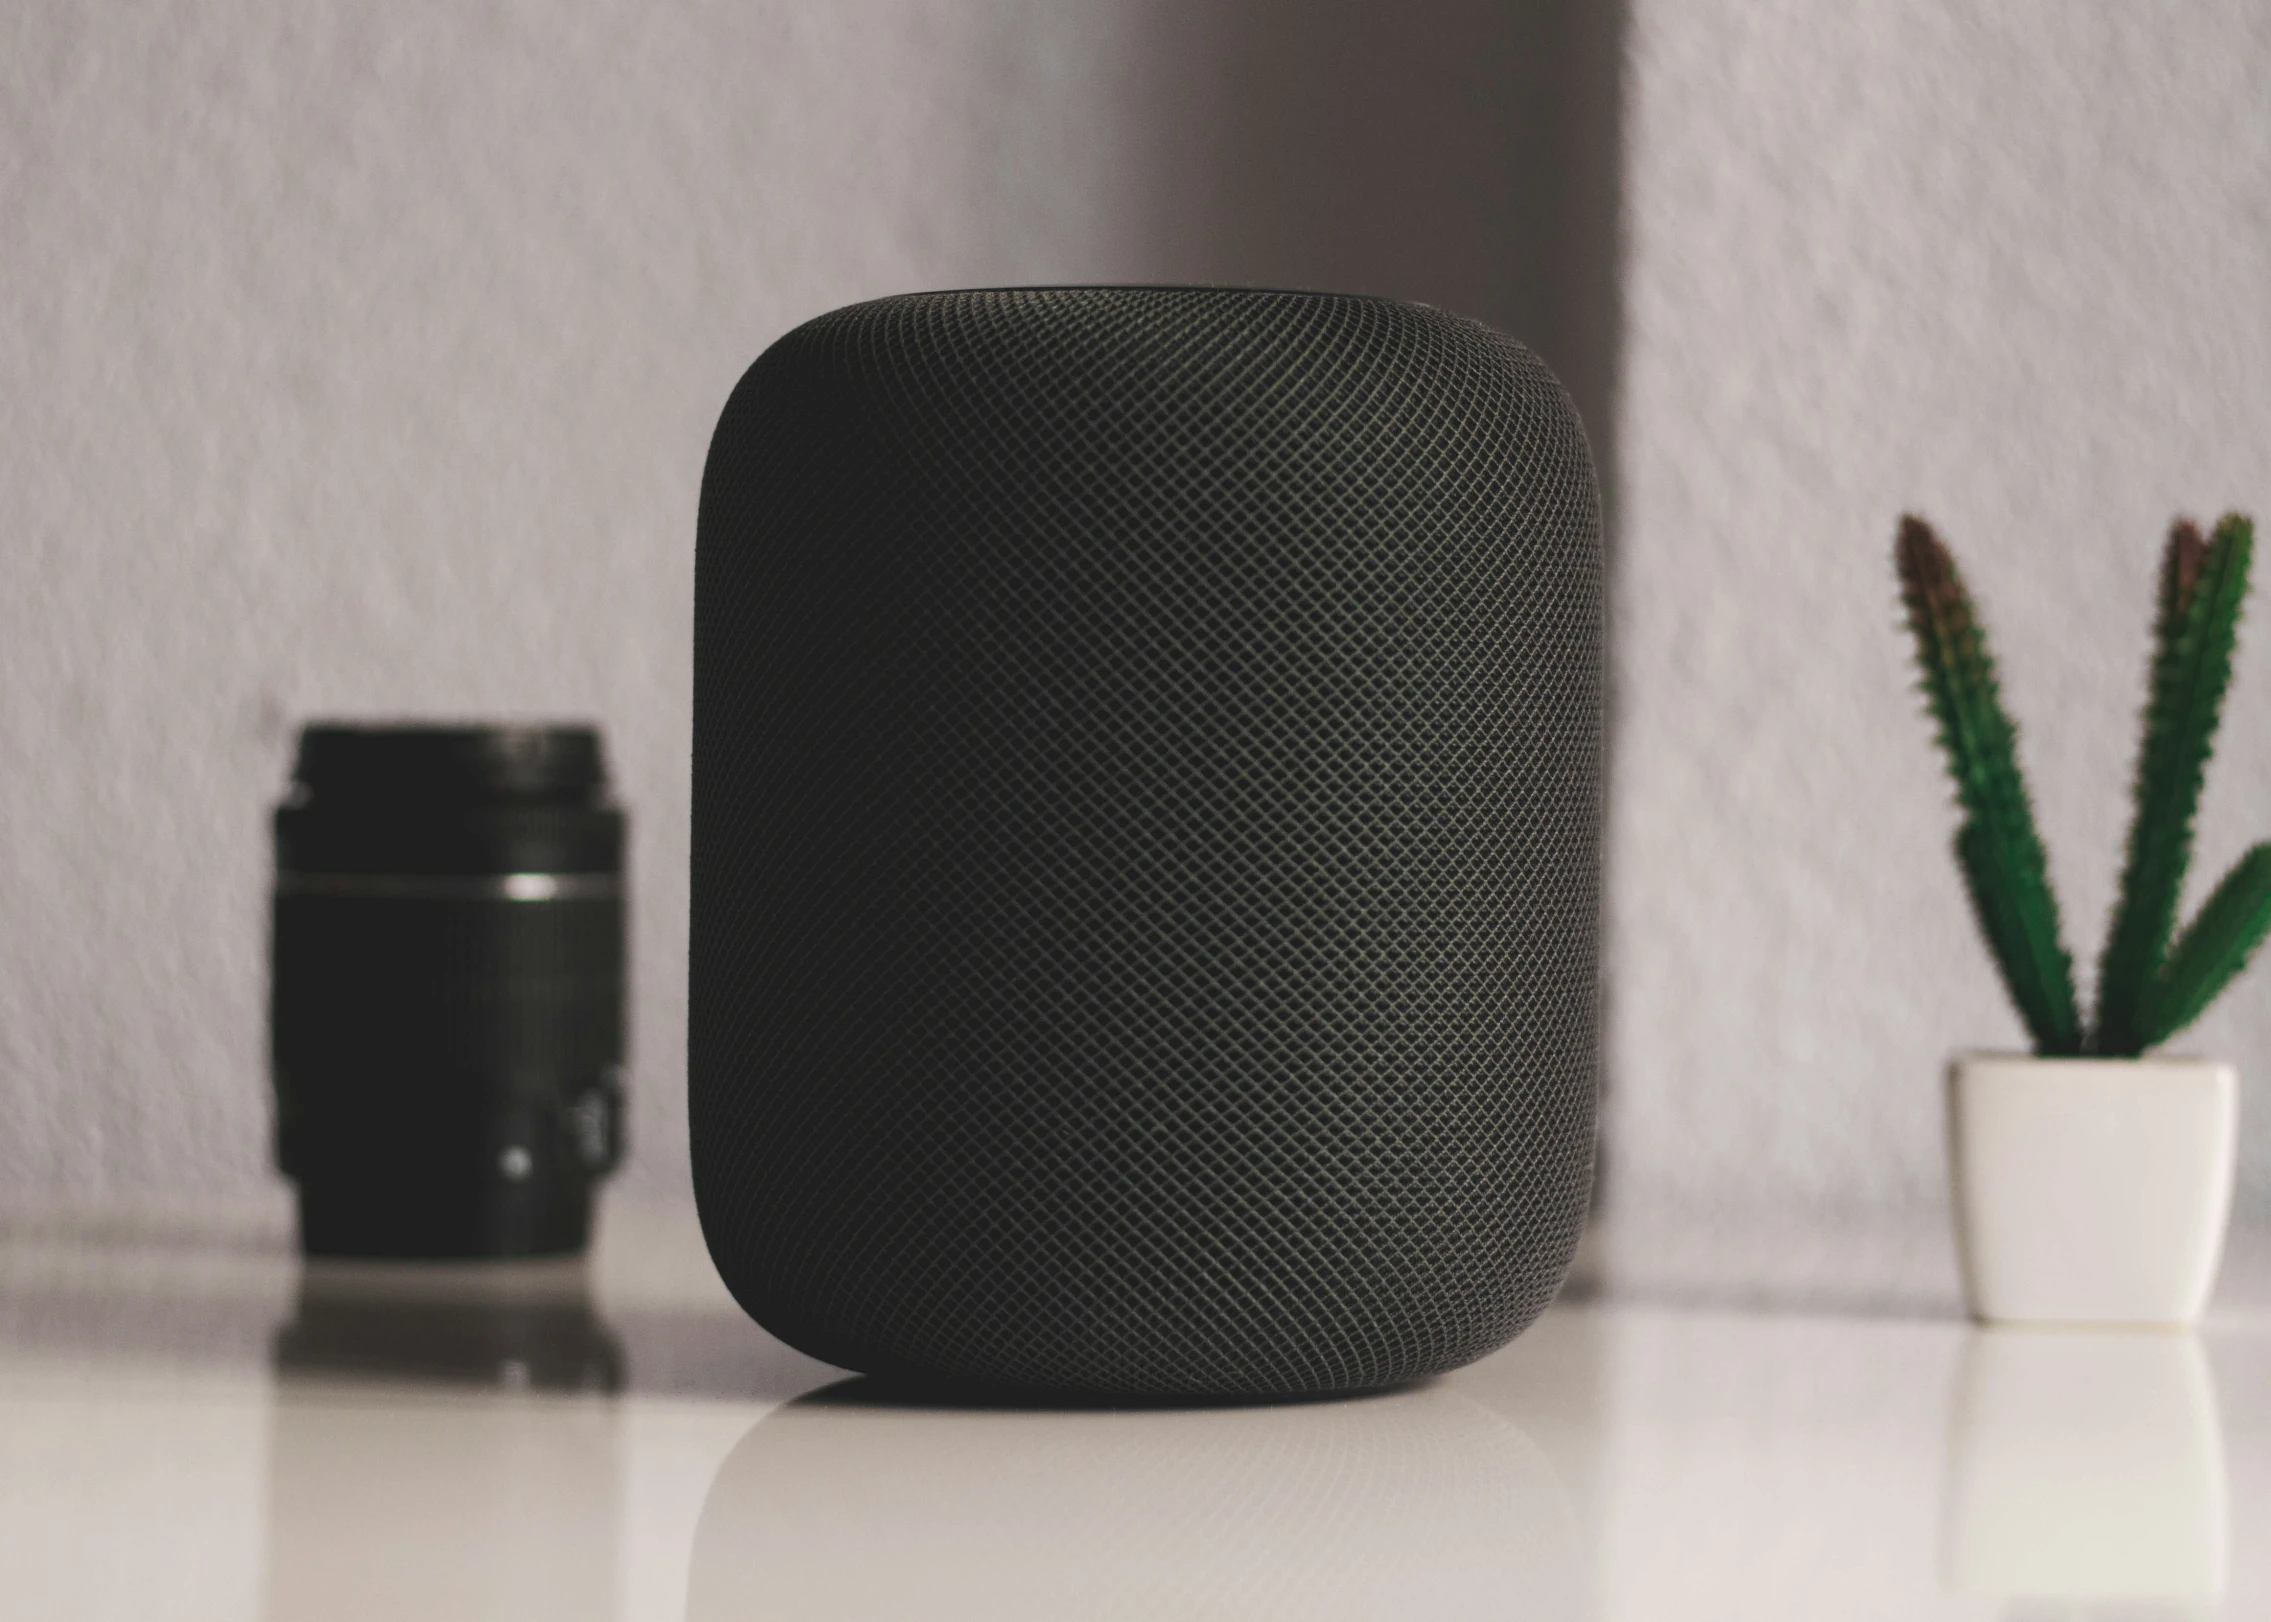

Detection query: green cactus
xmin=2098 ymin=515 xmax=2258 ymax=1052
xmin=2145 ymin=842 xmax=2271 ymax=1044
xmin=1895 ymin=517 xmax=2082 ymax=1054
xmin=1897 ymin=511 xmax=2271 ymax=1056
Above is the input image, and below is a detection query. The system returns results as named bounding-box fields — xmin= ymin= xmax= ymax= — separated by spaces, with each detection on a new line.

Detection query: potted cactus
xmin=1898 ymin=512 xmax=2261 ymax=1325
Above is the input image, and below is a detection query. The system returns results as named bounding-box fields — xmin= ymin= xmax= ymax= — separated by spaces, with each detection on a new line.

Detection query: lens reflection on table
xmin=690 ymin=1380 xmax=1583 ymax=1622
xmin=272 ymin=1257 xmax=624 ymax=1391
xmin=263 ymin=1260 xmax=624 ymax=1622
xmin=1943 ymin=1328 xmax=2227 ymax=1613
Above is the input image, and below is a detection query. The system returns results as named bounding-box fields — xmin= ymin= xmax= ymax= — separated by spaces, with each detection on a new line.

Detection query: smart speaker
xmin=691 ymin=287 xmax=1600 ymax=1398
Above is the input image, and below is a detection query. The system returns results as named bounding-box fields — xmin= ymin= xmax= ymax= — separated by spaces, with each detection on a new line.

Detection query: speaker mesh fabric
xmin=692 ymin=287 xmax=1600 ymax=1398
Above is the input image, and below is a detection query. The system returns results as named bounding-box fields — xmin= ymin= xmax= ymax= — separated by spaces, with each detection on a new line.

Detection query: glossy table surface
xmin=2 ymin=1201 xmax=2265 ymax=1620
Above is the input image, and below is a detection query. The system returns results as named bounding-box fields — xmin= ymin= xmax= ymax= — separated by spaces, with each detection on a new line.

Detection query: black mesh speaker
xmin=691 ymin=287 xmax=1601 ymax=1399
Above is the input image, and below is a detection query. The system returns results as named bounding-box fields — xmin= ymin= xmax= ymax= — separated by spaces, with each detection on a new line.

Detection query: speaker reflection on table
xmin=691 ymin=286 xmax=1604 ymax=1400
xmin=688 ymin=1382 xmax=1584 ymax=1621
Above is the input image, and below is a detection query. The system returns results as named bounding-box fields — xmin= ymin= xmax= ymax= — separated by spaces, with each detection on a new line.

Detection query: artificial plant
xmin=1897 ymin=511 xmax=2271 ymax=1056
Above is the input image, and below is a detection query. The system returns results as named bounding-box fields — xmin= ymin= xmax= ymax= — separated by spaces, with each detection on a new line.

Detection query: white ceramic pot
xmin=1947 ymin=1054 xmax=2238 ymax=1326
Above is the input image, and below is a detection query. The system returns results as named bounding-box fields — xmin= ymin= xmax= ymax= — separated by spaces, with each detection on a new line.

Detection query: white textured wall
xmin=1608 ymin=0 xmax=2271 ymax=1230
xmin=0 ymin=1 xmax=1173 ymax=1201
xmin=0 ymin=0 xmax=1587 ymax=1204
xmin=9 ymin=0 xmax=2269 ymax=1235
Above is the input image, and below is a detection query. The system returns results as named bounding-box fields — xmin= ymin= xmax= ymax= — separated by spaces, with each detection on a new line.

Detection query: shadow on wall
xmin=1136 ymin=0 xmax=1627 ymax=1212
xmin=1135 ymin=0 xmax=1625 ymax=505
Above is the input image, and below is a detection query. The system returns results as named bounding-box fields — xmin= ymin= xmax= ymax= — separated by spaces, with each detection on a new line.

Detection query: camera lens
xmin=271 ymin=724 xmax=626 ymax=1258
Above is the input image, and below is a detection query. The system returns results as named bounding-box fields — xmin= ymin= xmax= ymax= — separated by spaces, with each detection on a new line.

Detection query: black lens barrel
xmin=272 ymin=724 xmax=626 ymax=1259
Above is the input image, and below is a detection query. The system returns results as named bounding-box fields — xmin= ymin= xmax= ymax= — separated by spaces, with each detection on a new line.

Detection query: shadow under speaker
xmin=691 ymin=287 xmax=1601 ymax=1398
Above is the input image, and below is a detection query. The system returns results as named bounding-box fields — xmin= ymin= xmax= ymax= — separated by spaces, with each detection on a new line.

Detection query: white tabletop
xmin=1 ymin=1202 xmax=2264 ymax=1620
